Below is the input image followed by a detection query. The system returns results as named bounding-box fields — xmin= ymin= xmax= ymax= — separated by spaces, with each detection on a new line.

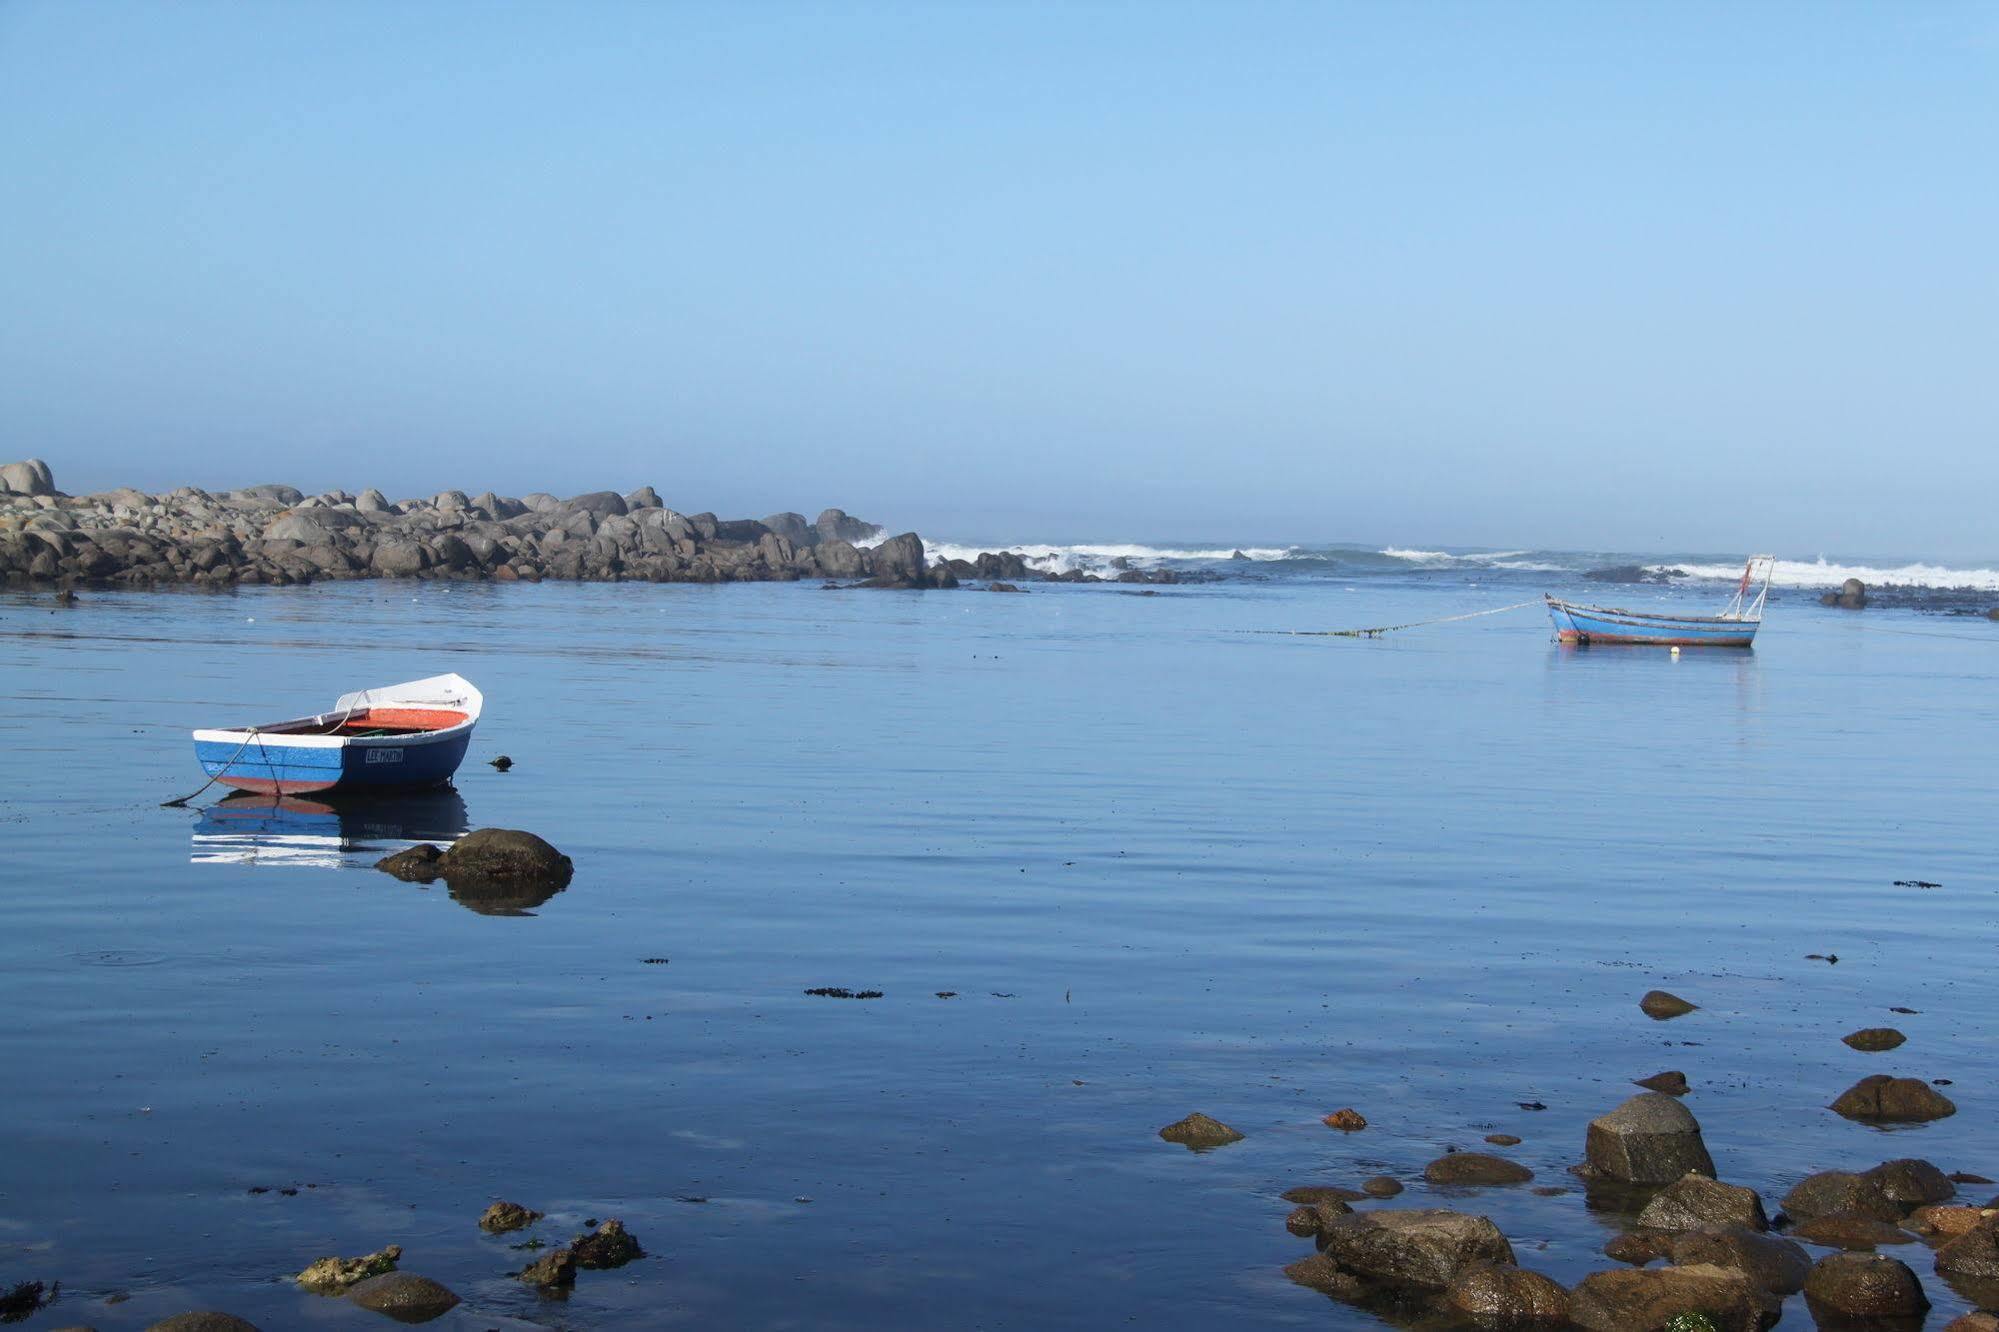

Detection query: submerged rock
xmin=1362 ymin=1176 xmax=1405 ymax=1198
xmin=344 ymin=1272 xmax=460 ymax=1321
xmin=1635 ymin=1172 xmax=1768 ymax=1233
xmin=1803 ymin=1251 xmax=1929 ymax=1320
xmin=1424 ymin=1153 xmax=1534 ymax=1186
xmin=1282 ymin=1186 xmax=1368 ymax=1205
xmin=1788 ymin=1214 xmax=1916 ymax=1249
xmin=571 ymin=1218 xmax=643 ymax=1269
xmin=1323 ymin=1107 xmax=1367 ymax=1131
xmin=0 ymin=1282 xmax=54 ymax=1319
xmin=1831 ymin=1075 xmax=1956 ymax=1123
xmin=145 ymin=1316 xmax=261 ymax=1332
xmin=1635 ymin=1071 xmax=1690 ymax=1095
xmin=479 ymin=1199 xmax=544 ymax=1233
xmin=1584 ymin=1093 xmax=1717 ymax=1185
xmin=296 ymin=1244 xmax=401 ymax=1293
xmin=1440 ymin=1262 xmax=1572 ymax=1327
xmin=1283 ymin=1251 xmax=1364 ymax=1298
xmin=1313 ymin=1208 xmax=1515 ymax=1289
xmin=1158 ymin=1112 xmax=1243 ymax=1149
xmin=1567 ymin=1263 xmax=1780 ymax=1331
xmin=1640 ymin=990 xmax=1698 ymax=1019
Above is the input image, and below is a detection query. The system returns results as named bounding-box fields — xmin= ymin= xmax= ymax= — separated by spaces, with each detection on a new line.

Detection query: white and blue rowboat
xmin=191 ymin=673 xmax=482 ymax=796
xmin=1546 ymin=556 xmax=1774 ymax=648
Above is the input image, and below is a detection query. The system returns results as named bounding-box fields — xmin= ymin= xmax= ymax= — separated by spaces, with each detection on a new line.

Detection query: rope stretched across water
xmin=1261 ymin=599 xmax=1542 ymax=639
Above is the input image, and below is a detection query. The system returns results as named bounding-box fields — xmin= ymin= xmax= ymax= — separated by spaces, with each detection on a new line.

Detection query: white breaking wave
xmin=1381 ymin=547 xmax=1538 ymax=566
xmin=1656 ymin=557 xmax=1999 ymax=591
xmin=922 ymin=540 xmax=1295 ymax=575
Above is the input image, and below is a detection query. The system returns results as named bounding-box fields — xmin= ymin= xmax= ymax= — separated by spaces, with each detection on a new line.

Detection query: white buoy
xmin=1670 ymin=645 xmax=1680 ymax=658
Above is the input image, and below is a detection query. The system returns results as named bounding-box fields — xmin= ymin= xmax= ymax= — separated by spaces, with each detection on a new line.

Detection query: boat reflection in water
xmin=191 ymin=789 xmax=566 ymax=916
xmin=192 ymin=788 xmax=470 ymax=870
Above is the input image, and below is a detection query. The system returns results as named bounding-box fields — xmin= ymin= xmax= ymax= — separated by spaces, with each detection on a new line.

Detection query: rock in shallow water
xmin=296 ymin=1244 xmax=401 ymax=1292
xmin=1830 ymin=1074 xmax=1956 ymax=1122
xmin=1362 ymin=1175 xmax=1405 ymax=1198
xmin=1584 ymin=1093 xmax=1717 ymax=1185
xmin=1567 ymin=1263 xmax=1780 ymax=1331
xmin=145 ymin=1316 xmax=262 ymax=1332
xmin=1668 ymin=1226 xmax=1812 ymax=1296
xmin=1866 ymin=1158 xmax=1956 ymax=1206
xmin=1440 ymin=1261 xmax=1571 ymax=1327
xmin=516 ymin=1246 xmax=577 ymax=1288
xmin=1158 ymin=1112 xmax=1243 ymax=1148
xmin=1313 ymin=1208 xmax=1515 ymax=1289
xmin=1843 ymin=1027 xmax=1907 ymax=1052
xmin=1424 ymin=1153 xmax=1534 ymax=1186
xmin=1635 ymin=1172 xmax=1768 ymax=1233
xmin=1803 ymin=1251 xmax=1929 ymax=1320
xmin=1635 ymin=1070 xmax=1690 ymax=1095
xmin=344 ymin=1272 xmax=460 ymax=1321
xmin=479 ymin=1199 xmax=543 ymax=1233
xmin=1782 ymin=1170 xmax=1903 ymax=1223
xmin=1640 ymin=990 xmax=1698 ymax=1019
xmin=571 ymin=1217 xmax=643 ymax=1269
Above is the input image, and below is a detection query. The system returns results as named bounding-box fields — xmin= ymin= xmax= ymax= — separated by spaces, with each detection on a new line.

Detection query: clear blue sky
xmin=3 ymin=1 xmax=1994 ymax=554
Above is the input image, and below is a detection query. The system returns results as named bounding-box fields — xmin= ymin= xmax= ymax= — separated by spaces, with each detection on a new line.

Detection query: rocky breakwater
xmin=0 ymin=458 xmax=973 ymax=590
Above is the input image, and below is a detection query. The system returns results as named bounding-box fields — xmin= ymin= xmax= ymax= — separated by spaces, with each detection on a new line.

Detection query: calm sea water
xmin=1 ymin=568 xmax=1995 ymax=1329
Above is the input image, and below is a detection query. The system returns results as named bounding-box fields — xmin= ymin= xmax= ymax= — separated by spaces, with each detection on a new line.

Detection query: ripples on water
xmin=0 ymin=574 xmax=1994 ymax=1328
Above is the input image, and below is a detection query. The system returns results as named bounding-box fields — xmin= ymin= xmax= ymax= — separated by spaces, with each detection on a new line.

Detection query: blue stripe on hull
xmin=1547 ymin=603 xmax=1758 ymax=647
xmin=195 ymin=732 xmax=471 ymax=794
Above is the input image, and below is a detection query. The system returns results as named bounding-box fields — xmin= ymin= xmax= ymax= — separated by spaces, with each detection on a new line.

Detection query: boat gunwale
xmin=1543 ymin=595 xmax=1759 ymax=627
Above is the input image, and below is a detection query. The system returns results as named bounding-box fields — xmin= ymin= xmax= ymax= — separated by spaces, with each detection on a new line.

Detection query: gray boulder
xmin=371 ymin=538 xmax=429 ymax=577
xmin=762 ymin=512 xmax=813 ymax=544
xmin=233 ymin=483 xmax=303 ymax=505
xmin=816 ymin=507 xmax=881 ymax=544
xmin=625 ymin=485 xmax=661 ymax=509
xmin=1584 ymin=1093 xmax=1717 ymax=1185
xmin=0 ymin=458 xmax=55 ymax=495
xmin=1823 ymin=577 xmax=1868 ymax=609
xmin=869 ymin=532 xmax=926 ymax=582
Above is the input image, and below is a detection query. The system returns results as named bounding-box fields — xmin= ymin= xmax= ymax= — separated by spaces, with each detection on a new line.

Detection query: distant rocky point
xmin=0 ymin=458 xmax=1078 ymax=591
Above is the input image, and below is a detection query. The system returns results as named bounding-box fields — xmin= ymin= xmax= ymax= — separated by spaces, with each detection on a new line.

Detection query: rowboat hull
xmin=1546 ymin=598 xmax=1758 ymax=648
xmin=193 ymin=728 xmax=473 ymax=794
xmin=191 ymin=674 xmax=482 ymax=796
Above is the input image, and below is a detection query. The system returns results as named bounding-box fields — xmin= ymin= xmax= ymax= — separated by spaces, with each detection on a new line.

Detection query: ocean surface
xmin=2 ymin=545 xmax=1996 ymax=1329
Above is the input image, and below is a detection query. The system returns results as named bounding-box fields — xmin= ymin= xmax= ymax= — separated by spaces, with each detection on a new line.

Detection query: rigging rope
xmin=1256 ymin=599 xmax=1542 ymax=639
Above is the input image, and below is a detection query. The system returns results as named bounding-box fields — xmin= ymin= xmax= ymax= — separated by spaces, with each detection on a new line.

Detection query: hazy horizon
xmin=5 ymin=2 xmax=1995 ymax=557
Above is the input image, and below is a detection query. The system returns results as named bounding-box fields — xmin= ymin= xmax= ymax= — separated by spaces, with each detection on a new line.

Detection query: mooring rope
xmin=1256 ymin=599 xmax=1542 ymax=639
xmin=160 ymin=727 xmax=260 ymax=808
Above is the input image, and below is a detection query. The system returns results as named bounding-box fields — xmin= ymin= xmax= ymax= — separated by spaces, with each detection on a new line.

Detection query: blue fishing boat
xmin=191 ymin=673 xmax=482 ymax=795
xmin=1546 ymin=556 xmax=1773 ymax=647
